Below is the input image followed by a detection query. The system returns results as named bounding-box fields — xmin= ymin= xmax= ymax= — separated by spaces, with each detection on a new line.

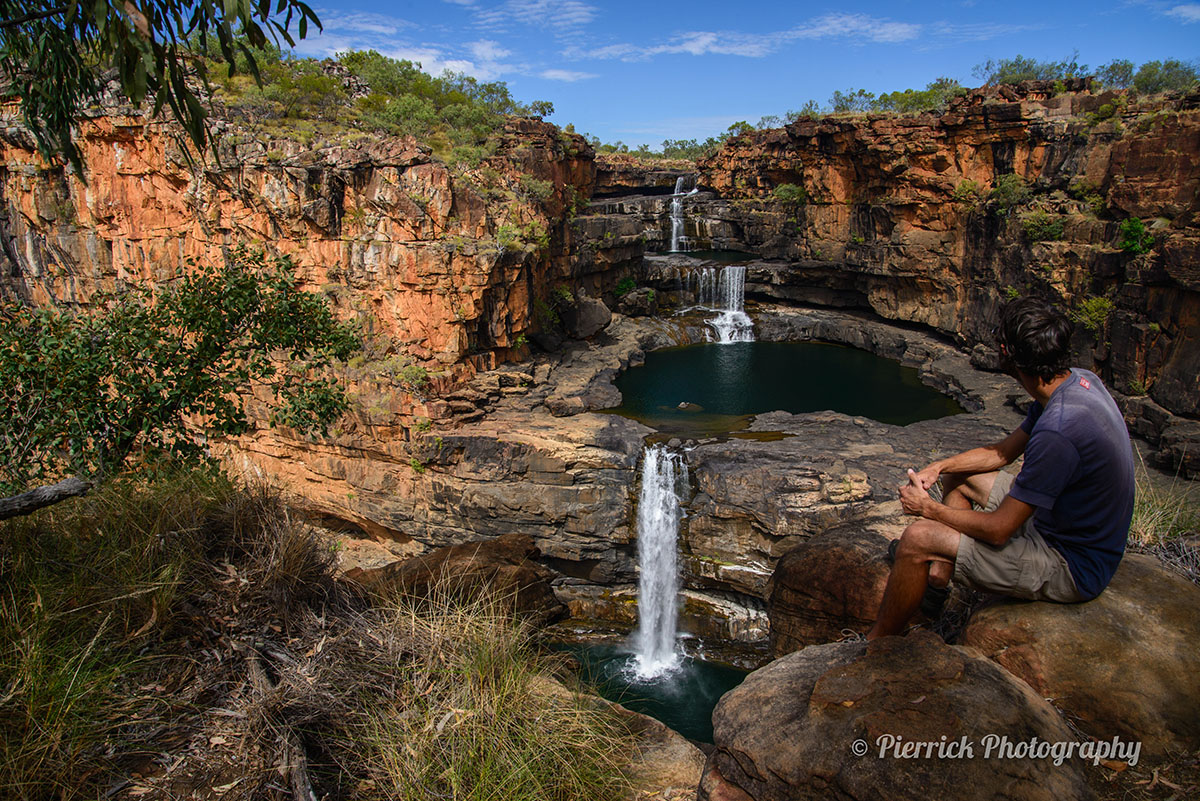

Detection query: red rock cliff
xmin=697 ymin=83 xmax=1200 ymax=422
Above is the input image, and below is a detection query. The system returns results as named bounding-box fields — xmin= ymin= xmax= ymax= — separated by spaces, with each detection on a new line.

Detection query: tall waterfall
xmin=691 ymin=265 xmax=754 ymax=343
xmin=669 ymin=175 xmax=698 ymax=252
xmin=633 ymin=445 xmax=688 ymax=678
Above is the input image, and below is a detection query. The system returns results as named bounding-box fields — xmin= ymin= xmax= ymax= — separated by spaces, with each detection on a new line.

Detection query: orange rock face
xmin=0 ymin=112 xmax=595 ymax=374
xmin=698 ymin=84 xmax=1200 ymax=419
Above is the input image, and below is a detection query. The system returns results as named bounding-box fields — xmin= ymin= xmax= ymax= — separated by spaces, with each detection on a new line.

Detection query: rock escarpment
xmin=688 ymin=83 xmax=1199 ymax=463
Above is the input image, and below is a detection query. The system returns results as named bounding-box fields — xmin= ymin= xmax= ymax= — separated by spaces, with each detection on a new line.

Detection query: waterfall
xmin=669 ymin=175 xmax=698 ymax=253
xmin=633 ymin=445 xmax=688 ymax=678
xmin=689 ymin=265 xmax=754 ymax=343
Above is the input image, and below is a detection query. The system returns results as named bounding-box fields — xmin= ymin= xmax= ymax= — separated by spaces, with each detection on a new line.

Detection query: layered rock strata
xmin=692 ymin=84 xmax=1200 ymax=433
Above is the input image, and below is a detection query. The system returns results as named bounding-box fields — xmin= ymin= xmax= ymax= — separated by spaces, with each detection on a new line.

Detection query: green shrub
xmin=972 ymin=51 xmax=1088 ymax=85
xmin=1070 ymin=296 xmax=1114 ymax=334
xmin=613 ymin=277 xmax=636 ymax=298
xmin=1021 ymin=209 xmax=1065 ymax=242
xmin=1117 ymin=217 xmax=1154 ymax=254
xmin=773 ymin=183 xmax=809 ymax=206
xmin=1068 ymin=180 xmax=1105 ymax=216
xmin=1132 ymin=59 xmax=1200 ymax=95
xmin=1003 ymin=285 xmax=1021 ymax=300
xmin=519 ymin=175 xmax=554 ymax=201
xmin=952 ymin=180 xmax=985 ymax=205
xmin=989 ymin=174 xmax=1032 ymax=213
xmin=398 ymin=364 xmax=428 ymax=391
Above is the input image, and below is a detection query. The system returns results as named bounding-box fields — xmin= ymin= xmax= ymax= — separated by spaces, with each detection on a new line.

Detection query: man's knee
xmin=896 ymin=520 xmax=961 ymax=563
xmin=897 ymin=520 xmax=943 ymax=560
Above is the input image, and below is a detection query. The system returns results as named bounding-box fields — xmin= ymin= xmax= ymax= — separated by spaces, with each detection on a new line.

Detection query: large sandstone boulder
xmin=961 ymin=553 xmax=1200 ymax=756
xmin=343 ymin=532 xmax=568 ymax=627
xmin=561 ymin=294 xmax=613 ymax=339
xmin=767 ymin=520 xmax=897 ymax=654
xmin=699 ymin=630 xmax=1093 ymax=801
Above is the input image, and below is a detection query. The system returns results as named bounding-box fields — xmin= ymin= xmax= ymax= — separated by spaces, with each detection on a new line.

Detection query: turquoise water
xmin=608 ymin=341 xmax=964 ymax=436
xmin=558 ymin=643 xmax=747 ymax=743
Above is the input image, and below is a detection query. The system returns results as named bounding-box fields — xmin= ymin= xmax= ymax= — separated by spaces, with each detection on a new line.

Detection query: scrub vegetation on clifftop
xmin=0 ymin=467 xmax=636 ymax=800
xmin=204 ymin=42 xmax=554 ymax=167
xmin=587 ymin=53 xmax=1198 ymax=163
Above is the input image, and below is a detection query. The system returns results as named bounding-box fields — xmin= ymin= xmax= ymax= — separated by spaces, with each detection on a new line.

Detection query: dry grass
xmin=0 ymin=466 xmax=636 ymax=801
xmin=1129 ymin=456 xmax=1200 ymax=584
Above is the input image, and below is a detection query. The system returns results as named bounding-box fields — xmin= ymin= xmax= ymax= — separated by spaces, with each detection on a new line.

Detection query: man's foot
xmin=885 ymin=538 xmax=949 ymax=620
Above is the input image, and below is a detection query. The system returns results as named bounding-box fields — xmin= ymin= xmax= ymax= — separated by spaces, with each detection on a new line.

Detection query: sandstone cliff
xmin=693 ymin=82 xmax=1199 ymax=425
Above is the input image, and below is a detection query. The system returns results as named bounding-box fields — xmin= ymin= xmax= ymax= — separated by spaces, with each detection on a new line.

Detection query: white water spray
xmin=633 ymin=445 xmax=688 ymax=678
xmin=690 ymin=265 xmax=754 ymax=343
xmin=669 ymin=175 xmax=698 ymax=252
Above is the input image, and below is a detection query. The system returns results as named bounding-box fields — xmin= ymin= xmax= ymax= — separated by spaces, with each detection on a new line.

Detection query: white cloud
xmin=1166 ymin=3 xmax=1200 ymax=21
xmin=312 ymin=10 xmax=412 ymax=37
xmin=789 ymin=13 xmax=920 ymax=43
xmin=540 ymin=68 xmax=598 ymax=81
xmin=566 ymin=13 xmax=922 ymax=62
xmin=927 ymin=21 xmax=1043 ymax=41
xmin=469 ymin=39 xmax=512 ymax=61
xmin=386 ymin=46 xmax=477 ymax=76
xmin=476 ymin=0 xmax=597 ymax=34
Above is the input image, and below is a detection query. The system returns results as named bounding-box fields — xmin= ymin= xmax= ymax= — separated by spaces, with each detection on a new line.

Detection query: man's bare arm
xmin=900 ymin=475 xmax=1036 ymax=546
xmin=909 ymin=428 xmax=1030 ymax=490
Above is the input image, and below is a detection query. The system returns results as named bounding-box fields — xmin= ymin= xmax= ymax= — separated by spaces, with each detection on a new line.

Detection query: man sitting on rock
xmin=867 ymin=297 xmax=1135 ymax=639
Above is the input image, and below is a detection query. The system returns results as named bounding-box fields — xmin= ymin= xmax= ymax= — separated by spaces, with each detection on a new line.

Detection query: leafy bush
xmin=773 ymin=183 xmax=809 ymax=206
xmin=0 ymin=248 xmax=357 ymax=506
xmin=989 ymin=174 xmax=1032 ymax=213
xmin=519 ymin=175 xmax=554 ymax=201
xmin=1021 ymin=209 xmax=1065 ymax=241
xmin=1068 ymin=180 xmax=1105 ymax=216
xmin=1095 ymin=58 xmax=1135 ymax=89
xmin=1070 ymin=295 xmax=1114 ymax=333
xmin=873 ymin=77 xmax=966 ymax=113
xmin=1117 ymin=218 xmax=1154 ymax=254
xmin=613 ymin=277 xmax=636 ymax=298
xmin=952 ymin=180 xmax=985 ymax=205
xmin=973 ymin=51 xmax=1088 ymax=85
xmin=1132 ymin=59 xmax=1200 ymax=94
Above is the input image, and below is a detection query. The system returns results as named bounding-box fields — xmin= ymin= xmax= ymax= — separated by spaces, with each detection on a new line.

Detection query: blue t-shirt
xmin=1010 ymin=369 xmax=1135 ymax=599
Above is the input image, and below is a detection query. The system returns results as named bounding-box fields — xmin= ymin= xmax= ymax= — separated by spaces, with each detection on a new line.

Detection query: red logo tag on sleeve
xmin=1079 ymin=378 xmax=1091 ymax=389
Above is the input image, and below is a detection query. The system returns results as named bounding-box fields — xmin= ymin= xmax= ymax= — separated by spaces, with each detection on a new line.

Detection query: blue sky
xmin=289 ymin=1 xmax=1200 ymax=148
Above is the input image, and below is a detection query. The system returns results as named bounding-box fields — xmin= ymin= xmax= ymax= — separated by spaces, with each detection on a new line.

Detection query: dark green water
xmin=608 ymin=341 xmax=964 ymax=436
xmin=557 ymin=643 xmax=747 ymax=743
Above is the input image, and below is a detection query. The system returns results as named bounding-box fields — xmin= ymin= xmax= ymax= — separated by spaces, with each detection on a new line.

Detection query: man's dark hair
xmin=997 ymin=297 xmax=1072 ymax=382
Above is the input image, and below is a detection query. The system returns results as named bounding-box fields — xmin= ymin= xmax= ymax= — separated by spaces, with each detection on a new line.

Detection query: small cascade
xmin=632 ymin=445 xmax=688 ymax=678
xmin=688 ymin=265 xmax=754 ymax=343
xmin=669 ymin=175 xmax=698 ymax=253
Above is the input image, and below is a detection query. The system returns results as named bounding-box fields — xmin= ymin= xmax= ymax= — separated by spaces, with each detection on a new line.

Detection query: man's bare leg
xmin=868 ymin=519 xmax=961 ymax=639
xmin=926 ymin=472 xmax=998 ymax=589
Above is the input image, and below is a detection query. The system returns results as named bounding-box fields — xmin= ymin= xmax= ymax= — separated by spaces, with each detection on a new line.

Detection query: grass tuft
xmin=1129 ymin=456 xmax=1200 ymax=584
xmin=1 ymin=465 xmax=635 ymax=800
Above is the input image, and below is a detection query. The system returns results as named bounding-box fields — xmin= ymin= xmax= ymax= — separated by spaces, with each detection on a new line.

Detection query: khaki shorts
xmin=952 ymin=472 xmax=1084 ymax=602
